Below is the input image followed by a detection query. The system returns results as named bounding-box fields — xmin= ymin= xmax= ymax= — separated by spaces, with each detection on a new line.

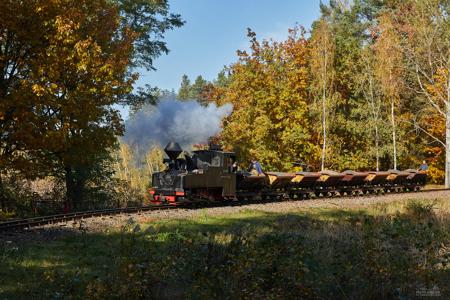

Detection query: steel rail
xmin=1 ymin=188 xmax=449 ymax=232
xmin=0 ymin=204 xmax=175 ymax=232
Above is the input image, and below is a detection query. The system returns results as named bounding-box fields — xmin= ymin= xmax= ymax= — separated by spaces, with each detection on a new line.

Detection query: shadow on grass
xmin=1 ymin=204 xmax=449 ymax=299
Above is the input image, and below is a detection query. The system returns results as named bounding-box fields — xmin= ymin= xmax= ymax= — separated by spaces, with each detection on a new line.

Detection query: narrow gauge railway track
xmin=1 ymin=188 xmax=449 ymax=233
xmin=0 ymin=204 xmax=175 ymax=232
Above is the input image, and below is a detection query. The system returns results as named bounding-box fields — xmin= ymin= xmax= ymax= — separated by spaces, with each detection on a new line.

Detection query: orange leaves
xmin=0 ymin=0 xmax=137 ymax=179
xmin=425 ymin=67 xmax=449 ymax=106
xmin=372 ymin=13 xmax=404 ymax=101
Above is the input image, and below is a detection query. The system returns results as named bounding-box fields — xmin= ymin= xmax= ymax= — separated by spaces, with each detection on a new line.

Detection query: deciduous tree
xmin=396 ymin=0 xmax=450 ymax=185
xmin=220 ymin=28 xmax=319 ymax=171
xmin=373 ymin=12 xmax=404 ymax=170
xmin=309 ymin=18 xmax=335 ymax=171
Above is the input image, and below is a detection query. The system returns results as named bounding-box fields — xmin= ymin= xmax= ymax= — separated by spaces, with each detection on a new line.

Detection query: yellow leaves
xmin=373 ymin=13 xmax=404 ymax=99
xmin=32 ymin=84 xmax=45 ymax=96
xmin=219 ymin=28 xmax=317 ymax=170
xmin=54 ymin=15 xmax=79 ymax=41
xmin=425 ymin=67 xmax=449 ymax=103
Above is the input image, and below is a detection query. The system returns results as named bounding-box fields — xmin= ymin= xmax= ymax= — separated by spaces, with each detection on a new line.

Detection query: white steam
xmin=123 ymin=98 xmax=233 ymax=152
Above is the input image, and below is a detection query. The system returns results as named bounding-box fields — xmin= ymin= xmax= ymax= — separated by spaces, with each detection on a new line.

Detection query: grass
xmin=1 ymin=198 xmax=449 ymax=299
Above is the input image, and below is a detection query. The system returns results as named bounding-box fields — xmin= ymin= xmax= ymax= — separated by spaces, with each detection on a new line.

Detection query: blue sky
xmin=121 ymin=0 xmax=324 ymax=119
xmin=137 ymin=0 xmax=323 ymax=91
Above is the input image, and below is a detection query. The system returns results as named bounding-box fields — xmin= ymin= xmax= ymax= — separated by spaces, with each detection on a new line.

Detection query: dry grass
xmin=1 ymin=198 xmax=449 ymax=299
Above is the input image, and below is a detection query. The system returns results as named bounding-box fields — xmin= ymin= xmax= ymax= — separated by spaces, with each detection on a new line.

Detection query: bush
xmin=427 ymin=165 xmax=444 ymax=184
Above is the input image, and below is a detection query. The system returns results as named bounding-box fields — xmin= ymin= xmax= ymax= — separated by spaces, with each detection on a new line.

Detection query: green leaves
xmin=113 ymin=0 xmax=185 ymax=71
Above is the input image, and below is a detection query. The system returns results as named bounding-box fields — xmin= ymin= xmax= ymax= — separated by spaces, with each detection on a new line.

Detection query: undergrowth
xmin=0 ymin=199 xmax=449 ymax=299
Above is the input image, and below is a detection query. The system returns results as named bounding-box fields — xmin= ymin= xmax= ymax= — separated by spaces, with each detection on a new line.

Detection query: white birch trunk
xmin=368 ymin=76 xmax=380 ymax=171
xmin=391 ymin=100 xmax=397 ymax=170
xmin=321 ymin=84 xmax=326 ymax=172
xmin=375 ymin=125 xmax=380 ymax=171
xmin=446 ymin=103 xmax=450 ymax=187
xmin=321 ymin=40 xmax=328 ymax=172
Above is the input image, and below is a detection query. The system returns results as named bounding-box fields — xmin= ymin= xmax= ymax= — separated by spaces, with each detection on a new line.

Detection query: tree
xmin=309 ymin=18 xmax=335 ymax=171
xmin=198 ymin=69 xmax=231 ymax=106
xmin=316 ymin=1 xmax=374 ymax=171
xmin=396 ymin=0 xmax=450 ymax=185
xmin=373 ymin=12 xmax=404 ymax=170
xmin=114 ymin=0 xmax=184 ymax=71
xmin=0 ymin=0 xmax=184 ymax=210
xmin=113 ymin=0 xmax=184 ymax=110
xmin=177 ymin=74 xmax=191 ymax=100
xmin=358 ymin=47 xmax=384 ymax=171
xmin=27 ymin=0 xmax=136 ymax=209
xmin=220 ymin=28 xmax=319 ymax=170
xmin=0 ymin=0 xmax=50 ymax=178
xmin=215 ymin=69 xmax=230 ymax=88
xmin=191 ymin=75 xmax=208 ymax=105
xmin=177 ymin=74 xmax=210 ymax=105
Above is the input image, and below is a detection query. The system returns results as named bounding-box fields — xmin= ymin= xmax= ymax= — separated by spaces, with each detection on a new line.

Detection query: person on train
xmin=248 ymin=159 xmax=264 ymax=176
xmin=418 ymin=160 xmax=429 ymax=171
xmin=232 ymin=161 xmax=239 ymax=172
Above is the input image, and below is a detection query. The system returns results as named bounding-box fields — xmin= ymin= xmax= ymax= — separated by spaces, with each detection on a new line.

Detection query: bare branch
xmin=415 ymin=64 xmax=446 ymax=116
xmin=403 ymin=119 xmax=446 ymax=148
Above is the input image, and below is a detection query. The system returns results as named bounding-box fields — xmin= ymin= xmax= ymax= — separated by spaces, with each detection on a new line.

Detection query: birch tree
xmin=309 ymin=18 xmax=335 ymax=171
xmin=373 ymin=13 xmax=403 ymax=170
xmin=359 ymin=47 xmax=383 ymax=171
xmin=398 ymin=0 xmax=450 ymax=186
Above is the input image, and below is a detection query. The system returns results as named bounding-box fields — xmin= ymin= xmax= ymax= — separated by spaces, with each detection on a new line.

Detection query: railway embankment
xmin=1 ymin=191 xmax=449 ymax=299
xmin=2 ymin=188 xmax=450 ymax=236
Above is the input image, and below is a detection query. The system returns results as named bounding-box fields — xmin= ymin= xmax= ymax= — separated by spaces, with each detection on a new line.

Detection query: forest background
xmin=0 ymin=0 xmax=449 ymax=217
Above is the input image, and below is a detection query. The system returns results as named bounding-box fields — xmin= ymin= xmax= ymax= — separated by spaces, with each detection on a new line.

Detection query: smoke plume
xmin=123 ymin=98 xmax=233 ymax=152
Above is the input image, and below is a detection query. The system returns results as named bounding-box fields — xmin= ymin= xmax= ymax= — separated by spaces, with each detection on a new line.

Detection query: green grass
xmin=1 ymin=199 xmax=449 ymax=299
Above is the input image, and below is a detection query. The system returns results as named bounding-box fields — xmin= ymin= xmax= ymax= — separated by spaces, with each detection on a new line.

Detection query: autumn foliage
xmin=200 ymin=0 xmax=449 ymax=182
xmin=0 ymin=0 xmax=183 ymax=210
xmin=219 ymin=28 xmax=319 ymax=171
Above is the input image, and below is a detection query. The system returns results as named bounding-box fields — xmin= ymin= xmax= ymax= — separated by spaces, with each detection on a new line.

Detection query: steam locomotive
xmin=149 ymin=142 xmax=427 ymax=205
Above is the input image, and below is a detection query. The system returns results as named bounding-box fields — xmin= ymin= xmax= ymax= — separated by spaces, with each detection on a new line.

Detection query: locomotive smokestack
xmin=164 ymin=142 xmax=183 ymax=160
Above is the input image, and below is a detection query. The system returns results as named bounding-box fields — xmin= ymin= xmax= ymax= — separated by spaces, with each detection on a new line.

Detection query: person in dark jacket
xmin=248 ymin=159 xmax=264 ymax=176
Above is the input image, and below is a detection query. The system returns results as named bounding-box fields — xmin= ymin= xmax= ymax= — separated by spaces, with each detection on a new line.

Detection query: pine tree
xmin=177 ymin=74 xmax=192 ymax=100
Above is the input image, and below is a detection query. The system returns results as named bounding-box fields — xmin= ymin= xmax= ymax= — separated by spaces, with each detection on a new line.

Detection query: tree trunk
xmin=391 ymin=100 xmax=397 ymax=170
xmin=375 ymin=125 xmax=380 ymax=171
xmin=64 ymin=165 xmax=84 ymax=210
xmin=65 ymin=165 xmax=74 ymax=210
xmin=321 ymin=87 xmax=327 ymax=171
xmin=0 ymin=175 xmax=5 ymax=209
xmin=321 ymin=50 xmax=328 ymax=172
xmin=446 ymin=103 xmax=450 ymax=188
xmin=368 ymin=77 xmax=380 ymax=171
